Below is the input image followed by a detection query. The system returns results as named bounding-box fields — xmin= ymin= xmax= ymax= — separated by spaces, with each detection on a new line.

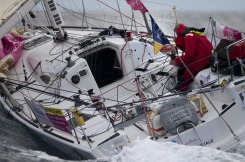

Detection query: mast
xmin=42 ymin=0 xmax=65 ymax=39
xmin=0 ymin=0 xmax=40 ymax=39
xmin=142 ymin=13 xmax=151 ymax=33
xmin=173 ymin=6 xmax=178 ymax=25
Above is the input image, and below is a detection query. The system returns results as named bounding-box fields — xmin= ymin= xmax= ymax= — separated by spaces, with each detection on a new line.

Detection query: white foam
xmin=110 ymin=137 xmax=245 ymax=162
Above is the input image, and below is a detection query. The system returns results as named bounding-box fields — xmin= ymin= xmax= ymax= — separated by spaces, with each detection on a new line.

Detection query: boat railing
xmin=225 ymin=37 xmax=245 ymax=80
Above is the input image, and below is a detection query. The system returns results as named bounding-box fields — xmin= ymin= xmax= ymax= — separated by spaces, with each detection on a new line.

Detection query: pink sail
xmin=0 ymin=32 xmax=24 ymax=65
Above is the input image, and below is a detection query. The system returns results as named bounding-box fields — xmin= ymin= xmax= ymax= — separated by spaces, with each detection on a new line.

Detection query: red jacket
xmin=174 ymin=24 xmax=213 ymax=90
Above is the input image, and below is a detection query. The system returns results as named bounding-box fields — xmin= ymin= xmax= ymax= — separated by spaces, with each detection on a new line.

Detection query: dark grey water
xmin=0 ymin=103 xmax=71 ymax=161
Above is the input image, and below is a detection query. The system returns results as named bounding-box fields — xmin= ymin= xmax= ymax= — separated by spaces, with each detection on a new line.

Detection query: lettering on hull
xmin=199 ymin=139 xmax=214 ymax=146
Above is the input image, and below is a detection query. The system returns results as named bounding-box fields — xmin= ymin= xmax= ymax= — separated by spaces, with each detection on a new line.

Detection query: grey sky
xmin=142 ymin=0 xmax=245 ymax=11
xmin=60 ymin=0 xmax=245 ymax=12
xmin=48 ymin=0 xmax=245 ymax=13
xmin=34 ymin=0 xmax=245 ymax=32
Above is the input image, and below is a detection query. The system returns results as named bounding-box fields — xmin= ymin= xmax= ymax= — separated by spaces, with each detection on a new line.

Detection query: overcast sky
xmin=57 ymin=0 xmax=244 ymax=12
xmin=142 ymin=0 xmax=245 ymax=11
xmin=51 ymin=0 xmax=245 ymax=13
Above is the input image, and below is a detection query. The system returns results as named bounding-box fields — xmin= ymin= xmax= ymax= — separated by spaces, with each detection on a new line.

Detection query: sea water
xmin=1 ymin=10 xmax=245 ymax=161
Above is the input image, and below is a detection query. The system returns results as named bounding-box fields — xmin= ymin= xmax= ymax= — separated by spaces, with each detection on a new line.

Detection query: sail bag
xmin=159 ymin=96 xmax=198 ymax=135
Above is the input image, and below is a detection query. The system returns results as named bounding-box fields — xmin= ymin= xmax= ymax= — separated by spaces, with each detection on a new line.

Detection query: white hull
xmin=0 ymin=97 xmax=98 ymax=160
xmin=0 ymin=0 xmax=245 ymax=160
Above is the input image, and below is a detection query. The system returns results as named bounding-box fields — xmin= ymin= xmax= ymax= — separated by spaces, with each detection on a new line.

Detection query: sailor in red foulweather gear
xmin=171 ymin=24 xmax=213 ymax=91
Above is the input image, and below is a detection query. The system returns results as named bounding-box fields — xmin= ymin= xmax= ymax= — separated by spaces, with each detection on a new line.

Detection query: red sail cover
xmin=126 ymin=0 xmax=148 ymax=13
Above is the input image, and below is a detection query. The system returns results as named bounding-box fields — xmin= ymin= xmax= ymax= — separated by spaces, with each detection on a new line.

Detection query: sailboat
xmin=0 ymin=0 xmax=245 ymax=160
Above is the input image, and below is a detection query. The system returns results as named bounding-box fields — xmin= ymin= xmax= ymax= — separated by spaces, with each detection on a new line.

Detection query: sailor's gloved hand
xmin=170 ymin=60 xmax=177 ymax=66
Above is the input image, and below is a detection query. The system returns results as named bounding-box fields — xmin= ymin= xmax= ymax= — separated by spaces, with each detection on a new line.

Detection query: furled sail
xmin=0 ymin=0 xmax=28 ymax=25
xmin=0 ymin=0 xmax=40 ymax=39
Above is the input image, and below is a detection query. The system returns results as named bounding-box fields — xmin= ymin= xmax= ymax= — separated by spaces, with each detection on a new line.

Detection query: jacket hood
xmin=176 ymin=24 xmax=187 ymax=36
xmin=175 ymin=24 xmax=187 ymax=51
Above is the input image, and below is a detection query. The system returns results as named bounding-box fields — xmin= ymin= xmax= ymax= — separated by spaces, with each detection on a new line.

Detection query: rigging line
xmin=116 ymin=0 xmax=126 ymax=31
xmin=179 ymin=55 xmax=207 ymax=90
xmin=19 ymin=105 xmax=35 ymax=121
xmin=69 ymin=0 xmax=76 ymax=26
xmin=127 ymin=42 xmax=137 ymax=77
xmin=13 ymin=87 xmax=32 ymax=100
xmin=141 ymin=81 xmax=157 ymax=97
xmin=121 ymin=93 xmax=141 ymax=104
xmin=141 ymin=40 xmax=147 ymax=62
xmin=81 ymin=0 xmax=88 ymax=28
xmin=27 ymin=62 xmax=69 ymax=100
xmin=88 ymin=124 xmax=112 ymax=138
xmin=103 ymin=96 xmax=134 ymax=106
xmin=26 ymin=13 xmax=35 ymax=33
xmin=22 ymin=61 xmax=33 ymax=100
xmin=135 ymin=77 xmax=151 ymax=137
xmin=145 ymin=73 xmax=167 ymax=93
xmin=74 ymin=119 xmax=112 ymax=137
xmin=49 ymin=43 xmax=60 ymax=55
xmin=7 ymin=75 xmax=132 ymax=105
xmin=13 ymin=63 xmax=23 ymax=91
xmin=120 ymin=42 xmax=127 ymax=70
xmin=32 ymin=77 xmax=60 ymax=100
xmin=60 ymin=0 xmax=75 ymax=26
xmin=49 ymin=34 xmax=102 ymax=59
xmin=142 ymin=0 xmax=210 ymax=18
xmin=10 ymin=62 xmax=40 ymax=93
xmin=99 ymin=77 xmax=135 ymax=96
xmin=63 ymin=77 xmax=91 ymax=93
xmin=176 ymin=54 xmax=212 ymax=70
xmin=57 ymin=4 xmax=143 ymax=28
xmin=107 ymin=53 xmax=168 ymax=86
xmin=206 ymin=18 xmax=212 ymax=40
xmin=3 ymin=79 xmax=81 ymax=104
xmin=178 ymin=55 xmax=239 ymax=140
xmin=34 ymin=17 xmax=59 ymax=34
xmin=70 ymin=0 xmax=83 ymax=14
xmin=26 ymin=61 xmax=41 ymax=82
xmin=159 ymin=76 xmax=169 ymax=94
xmin=62 ymin=43 xmax=64 ymax=62
xmin=50 ymin=46 xmax=78 ymax=62
xmin=96 ymin=0 xmax=146 ymax=27
xmin=106 ymin=86 xmax=222 ymax=109
xmin=137 ymin=37 xmax=155 ymax=59
xmin=85 ymin=94 xmax=137 ymax=109
xmin=130 ymin=9 xmax=136 ymax=31
xmin=21 ymin=102 xmax=36 ymax=121
xmin=57 ymin=4 xmax=99 ymax=28
xmin=119 ymin=85 xmax=138 ymax=93
xmin=150 ymin=73 xmax=176 ymax=93
xmin=155 ymin=67 xmax=228 ymax=95
xmin=96 ymin=0 xmax=106 ymax=18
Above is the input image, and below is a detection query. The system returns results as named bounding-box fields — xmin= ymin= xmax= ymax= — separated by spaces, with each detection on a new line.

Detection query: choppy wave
xmin=2 ymin=138 xmax=245 ymax=162
xmin=109 ymin=138 xmax=245 ymax=162
xmin=0 ymin=143 xmax=64 ymax=162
